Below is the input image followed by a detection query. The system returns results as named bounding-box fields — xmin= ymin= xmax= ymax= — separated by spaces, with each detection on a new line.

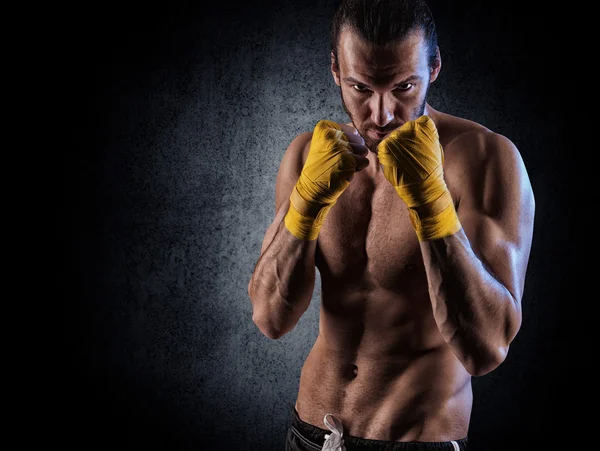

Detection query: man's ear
xmin=331 ymin=51 xmax=341 ymax=86
xmin=429 ymin=46 xmax=441 ymax=83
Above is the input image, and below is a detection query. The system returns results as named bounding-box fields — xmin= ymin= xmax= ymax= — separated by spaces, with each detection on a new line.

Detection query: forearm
xmin=249 ymin=213 xmax=317 ymax=339
xmin=420 ymin=229 xmax=521 ymax=376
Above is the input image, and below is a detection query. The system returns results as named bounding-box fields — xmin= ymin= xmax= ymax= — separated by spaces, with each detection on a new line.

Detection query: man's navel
xmin=348 ymin=363 xmax=359 ymax=379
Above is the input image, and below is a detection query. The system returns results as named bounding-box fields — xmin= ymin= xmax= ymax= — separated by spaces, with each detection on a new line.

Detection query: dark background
xmin=64 ymin=1 xmax=582 ymax=450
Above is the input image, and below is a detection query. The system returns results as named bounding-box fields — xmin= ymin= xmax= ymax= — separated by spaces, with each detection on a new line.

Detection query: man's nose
xmin=370 ymin=93 xmax=394 ymax=128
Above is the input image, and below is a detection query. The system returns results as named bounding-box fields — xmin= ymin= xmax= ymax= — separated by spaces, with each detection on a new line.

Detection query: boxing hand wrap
xmin=284 ymin=120 xmax=355 ymax=240
xmin=377 ymin=115 xmax=462 ymax=241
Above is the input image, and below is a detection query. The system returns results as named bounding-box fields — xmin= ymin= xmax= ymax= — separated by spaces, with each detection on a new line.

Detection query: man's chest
xmin=315 ymin=174 xmax=425 ymax=291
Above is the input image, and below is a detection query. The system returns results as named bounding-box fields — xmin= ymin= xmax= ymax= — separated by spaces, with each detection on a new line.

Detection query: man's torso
xmin=294 ymin=109 xmax=488 ymax=442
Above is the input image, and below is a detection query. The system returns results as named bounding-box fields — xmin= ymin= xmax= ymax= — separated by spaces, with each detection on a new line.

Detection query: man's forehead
xmin=337 ymin=27 xmax=427 ymax=73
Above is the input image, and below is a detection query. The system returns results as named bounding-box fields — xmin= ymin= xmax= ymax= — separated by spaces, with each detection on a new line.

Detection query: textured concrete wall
xmin=66 ymin=1 xmax=574 ymax=450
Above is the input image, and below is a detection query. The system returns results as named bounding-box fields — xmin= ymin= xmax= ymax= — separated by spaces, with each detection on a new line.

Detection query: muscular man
xmin=247 ymin=1 xmax=535 ymax=450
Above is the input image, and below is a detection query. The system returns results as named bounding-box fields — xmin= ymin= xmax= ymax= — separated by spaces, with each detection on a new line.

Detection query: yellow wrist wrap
xmin=377 ymin=115 xmax=462 ymax=241
xmin=284 ymin=120 xmax=354 ymax=241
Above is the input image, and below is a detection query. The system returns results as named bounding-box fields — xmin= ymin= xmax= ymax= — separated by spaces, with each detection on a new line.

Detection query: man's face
xmin=331 ymin=27 xmax=440 ymax=152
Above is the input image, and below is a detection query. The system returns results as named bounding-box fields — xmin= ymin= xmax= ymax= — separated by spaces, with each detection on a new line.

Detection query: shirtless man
xmin=247 ymin=1 xmax=535 ymax=450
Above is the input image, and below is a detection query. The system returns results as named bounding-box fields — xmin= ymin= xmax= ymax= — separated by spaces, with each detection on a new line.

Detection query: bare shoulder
xmin=435 ymin=111 xmax=533 ymax=211
xmin=274 ymin=130 xmax=313 ymax=214
xmin=436 ymin=111 xmax=525 ymax=173
xmin=283 ymin=130 xmax=313 ymax=165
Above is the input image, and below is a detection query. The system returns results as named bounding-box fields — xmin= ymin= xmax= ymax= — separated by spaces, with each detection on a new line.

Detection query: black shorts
xmin=285 ymin=405 xmax=468 ymax=451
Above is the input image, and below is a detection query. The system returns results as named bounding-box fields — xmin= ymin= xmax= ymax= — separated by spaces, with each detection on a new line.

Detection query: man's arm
xmin=248 ymin=132 xmax=317 ymax=339
xmin=420 ymin=131 xmax=535 ymax=376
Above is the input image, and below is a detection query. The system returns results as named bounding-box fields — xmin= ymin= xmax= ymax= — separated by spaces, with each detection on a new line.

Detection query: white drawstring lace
xmin=321 ymin=413 xmax=346 ymax=451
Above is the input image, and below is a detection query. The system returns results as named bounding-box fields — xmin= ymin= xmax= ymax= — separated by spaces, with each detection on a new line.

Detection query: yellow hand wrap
xmin=377 ymin=115 xmax=461 ymax=241
xmin=284 ymin=120 xmax=356 ymax=240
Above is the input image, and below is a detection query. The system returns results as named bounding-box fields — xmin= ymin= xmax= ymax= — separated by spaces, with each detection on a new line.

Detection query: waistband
xmin=290 ymin=405 xmax=468 ymax=450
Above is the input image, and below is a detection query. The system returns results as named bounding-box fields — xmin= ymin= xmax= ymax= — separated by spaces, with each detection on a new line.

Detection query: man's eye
xmin=351 ymin=83 xmax=414 ymax=93
xmin=395 ymin=83 xmax=413 ymax=91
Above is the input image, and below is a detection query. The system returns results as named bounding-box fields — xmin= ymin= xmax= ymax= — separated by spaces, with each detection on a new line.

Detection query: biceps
xmin=461 ymin=213 xmax=532 ymax=302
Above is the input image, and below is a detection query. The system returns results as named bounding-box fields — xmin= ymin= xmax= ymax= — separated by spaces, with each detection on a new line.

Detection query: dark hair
xmin=330 ymin=0 xmax=438 ymax=68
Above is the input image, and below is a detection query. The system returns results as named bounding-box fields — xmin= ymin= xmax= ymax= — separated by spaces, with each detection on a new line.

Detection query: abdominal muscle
xmin=294 ymin=286 xmax=472 ymax=442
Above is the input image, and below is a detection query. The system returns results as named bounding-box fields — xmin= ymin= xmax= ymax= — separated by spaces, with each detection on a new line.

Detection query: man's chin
xmin=364 ymin=137 xmax=382 ymax=153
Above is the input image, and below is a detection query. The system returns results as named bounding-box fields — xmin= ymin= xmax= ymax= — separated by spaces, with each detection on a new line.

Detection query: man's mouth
xmin=368 ymin=129 xmax=391 ymax=139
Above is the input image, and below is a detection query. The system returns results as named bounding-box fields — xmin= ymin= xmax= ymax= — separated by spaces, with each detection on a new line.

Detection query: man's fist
xmin=285 ymin=120 xmax=369 ymax=240
xmin=377 ymin=115 xmax=443 ymax=192
xmin=298 ymin=120 xmax=369 ymax=204
xmin=377 ymin=115 xmax=461 ymax=241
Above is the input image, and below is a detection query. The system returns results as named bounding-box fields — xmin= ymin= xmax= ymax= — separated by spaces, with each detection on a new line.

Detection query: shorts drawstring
xmin=321 ymin=413 xmax=346 ymax=451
